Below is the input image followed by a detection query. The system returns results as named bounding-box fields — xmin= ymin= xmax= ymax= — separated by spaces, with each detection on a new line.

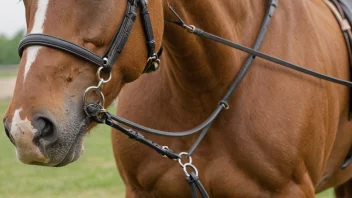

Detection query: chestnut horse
xmin=4 ymin=0 xmax=352 ymax=197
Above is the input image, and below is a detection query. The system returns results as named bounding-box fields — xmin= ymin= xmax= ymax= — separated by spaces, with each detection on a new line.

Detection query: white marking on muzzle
xmin=24 ymin=0 xmax=50 ymax=81
xmin=10 ymin=108 xmax=48 ymax=164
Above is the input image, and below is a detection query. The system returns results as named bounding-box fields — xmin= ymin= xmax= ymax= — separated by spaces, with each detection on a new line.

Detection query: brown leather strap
xmin=324 ymin=0 xmax=352 ymax=65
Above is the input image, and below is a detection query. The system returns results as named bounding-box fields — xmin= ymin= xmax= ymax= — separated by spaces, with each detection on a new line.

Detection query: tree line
xmin=0 ymin=30 xmax=25 ymax=65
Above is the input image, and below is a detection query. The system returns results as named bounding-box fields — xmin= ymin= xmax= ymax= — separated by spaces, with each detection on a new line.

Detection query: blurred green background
xmin=0 ymin=33 xmax=335 ymax=197
xmin=0 ymin=31 xmax=23 ymax=65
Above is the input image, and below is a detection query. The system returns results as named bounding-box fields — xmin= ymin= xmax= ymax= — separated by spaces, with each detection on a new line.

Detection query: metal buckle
xmin=145 ymin=55 xmax=160 ymax=73
xmin=185 ymin=25 xmax=196 ymax=33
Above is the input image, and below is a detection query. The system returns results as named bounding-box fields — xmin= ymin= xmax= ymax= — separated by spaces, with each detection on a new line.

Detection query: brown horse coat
xmin=4 ymin=0 xmax=352 ymax=197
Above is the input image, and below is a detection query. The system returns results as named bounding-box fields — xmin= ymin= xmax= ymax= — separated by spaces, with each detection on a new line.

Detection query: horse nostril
xmin=41 ymin=118 xmax=54 ymax=138
xmin=4 ymin=120 xmax=15 ymax=146
xmin=33 ymin=117 xmax=57 ymax=146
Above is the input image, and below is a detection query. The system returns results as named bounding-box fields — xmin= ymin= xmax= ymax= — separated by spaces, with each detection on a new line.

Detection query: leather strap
xmin=138 ymin=0 xmax=161 ymax=73
xmin=103 ymin=0 xmax=138 ymax=71
xmin=324 ymin=0 xmax=352 ymax=119
xmin=84 ymin=103 xmax=180 ymax=159
xmin=186 ymin=173 xmax=210 ymax=198
xmin=171 ymin=21 xmax=352 ymax=88
xmin=138 ymin=0 xmax=156 ymax=59
xmin=187 ymin=0 xmax=278 ymax=155
xmin=18 ymin=0 xmax=160 ymax=73
xmin=18 ymin=34 xmax=105 ymax=67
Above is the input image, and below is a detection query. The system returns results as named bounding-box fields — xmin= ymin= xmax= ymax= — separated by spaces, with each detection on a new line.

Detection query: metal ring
xmin=96 ymin=67 xmax=112 ymax=83
xmin=178 ymin=152 xmax=192 ymax=167
xmin=96 ymin=79 xmax=105 ymax=90
xmin=83 ymin=86 xmax=105 ymax=107
xmin=183 ymin=163 xmax=199 ymax=177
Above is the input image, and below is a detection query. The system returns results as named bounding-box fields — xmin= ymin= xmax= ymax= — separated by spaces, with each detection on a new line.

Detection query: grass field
xmin=0 ymin=99 xmax=335 ymax=197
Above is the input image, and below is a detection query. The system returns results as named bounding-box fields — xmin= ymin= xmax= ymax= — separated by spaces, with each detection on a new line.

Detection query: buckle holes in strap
xmin=97 ymin=67 xmax=112 ymax=83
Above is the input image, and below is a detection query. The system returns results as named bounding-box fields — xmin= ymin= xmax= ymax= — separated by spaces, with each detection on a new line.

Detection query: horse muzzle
xmin=3 ymin=110 xmax=87 ymax=166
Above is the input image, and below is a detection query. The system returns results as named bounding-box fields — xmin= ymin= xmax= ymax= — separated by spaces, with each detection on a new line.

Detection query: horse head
xmin=3 ymin=0 xmax=163 ymax=167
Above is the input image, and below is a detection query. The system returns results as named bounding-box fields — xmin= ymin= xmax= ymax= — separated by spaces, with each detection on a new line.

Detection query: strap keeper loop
xmin=219 ymin=101 xmax=230 ymax=110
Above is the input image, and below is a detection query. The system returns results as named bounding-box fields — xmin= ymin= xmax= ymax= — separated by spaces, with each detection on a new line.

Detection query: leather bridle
xmin=18 ymin=0 xmax=161 ymax=74
xmin=17 ymin=0 xmax=352 ymax=197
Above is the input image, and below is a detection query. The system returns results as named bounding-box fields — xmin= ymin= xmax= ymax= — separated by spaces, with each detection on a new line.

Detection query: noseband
xmin=18 ymin=0 xmax=161 ymax=74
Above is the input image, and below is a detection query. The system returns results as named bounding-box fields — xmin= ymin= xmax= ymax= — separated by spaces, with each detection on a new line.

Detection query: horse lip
xmin=54 ymin=148 xmax=75 ymax=167
xmin=54 ymin=118 xmax=88 ymax=167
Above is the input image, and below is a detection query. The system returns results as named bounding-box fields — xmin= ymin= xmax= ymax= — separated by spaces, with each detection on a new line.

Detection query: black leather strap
xmin=186 ymin=173 xmax=209 ymax=198
xmin=187 ymin=175 xmax=199 ymax=198
xmin=138 ymin=0 xmax=156 ymax=59
xmin=84 ymin=103 xmax=180 ymax=159
xmin=193 ymin=29 xmax=352 ymax=87
xmin=103 ymin=0 xmax=138 ymax=71
xmin=187 ymin=0 xmax=277 ymax=156
xmin=104 ymin=113 xmax=180 ymax=160
xmin=18 ymin=34 xmax=105 ymax=67
xmin=139 ymin=0 xmax=161 ymax=73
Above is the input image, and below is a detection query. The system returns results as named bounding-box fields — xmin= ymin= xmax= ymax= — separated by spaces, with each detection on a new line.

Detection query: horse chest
xmin=115 ymin=139 xmax=277 ymax=197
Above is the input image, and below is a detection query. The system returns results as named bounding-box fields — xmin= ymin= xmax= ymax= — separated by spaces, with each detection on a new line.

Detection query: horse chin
xmin=53 ymin=121 xmax=87 ymax=167
xmin=54 ymin=140 xmax=84 ymax=167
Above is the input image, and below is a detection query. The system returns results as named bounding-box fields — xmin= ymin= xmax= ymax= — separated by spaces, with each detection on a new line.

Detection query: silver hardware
xmin=83 ymin=86 xmax=106 ymax=107
xmin=178 ymin=152 xmax=199 ymax=177
xmin=146 ymin=56 xmax=160 ymax=72
xmin=161 ymin=146 xmax=170 ymax=158
xmin=96 ymin=79 xmax=105 ymax=91
xmin=185 ymin=25 xmax=196 ymax=33
xmin=178 ymin=152 xmax=192 ymax=167
xmin=220 ymin=101 xmax=230 ymax=110
xmin=103 ymin=57 xmax=109 ymax=66
xmin=83 ymin=66 xmax=112 ymax=119
xmin=182 ymin=163 xmax=199 ymax=177
xmin=96 ymin=67 xmax=112 ymax=83
xmin=153 ymin=59 xmax=160 ymax=71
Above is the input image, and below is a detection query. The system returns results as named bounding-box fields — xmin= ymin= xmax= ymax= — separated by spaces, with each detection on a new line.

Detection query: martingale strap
xmin=84 ymin=1 xmax=278 ymax=198
xmin=186 ymin=173 xmax=209 ymax=198
xmin=18 ymin=0 xmax=161 ymax=73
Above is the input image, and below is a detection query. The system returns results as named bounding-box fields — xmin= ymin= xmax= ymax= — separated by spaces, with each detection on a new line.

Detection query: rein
xmin=17 ymin=0 xmax=352 ymax=196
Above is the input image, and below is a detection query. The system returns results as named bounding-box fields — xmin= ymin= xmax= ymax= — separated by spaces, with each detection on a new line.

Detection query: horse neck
xmin=160 ymin=0 xmax=267 ymax=108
